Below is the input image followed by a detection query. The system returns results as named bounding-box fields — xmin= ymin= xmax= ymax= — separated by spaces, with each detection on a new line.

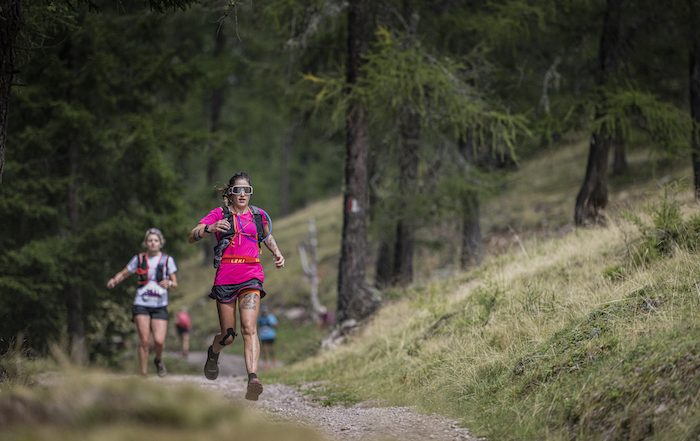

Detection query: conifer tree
xmin=574 ymin=0 xmax=624 ymax=226
xmin=0 ymin=3 xmax=193 ymax=359
xmin=690 ymin=0 xmax=700 ymax=199
xmin=337 ymin=0 xmax=379 ymax=323
xmin=0 ymin=0 xmax=21 ymax=184
xmin=0 ymin=0 xmax=197 ymax=184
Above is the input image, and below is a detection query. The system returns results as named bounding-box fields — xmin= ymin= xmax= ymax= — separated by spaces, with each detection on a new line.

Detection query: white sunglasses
xmin=227 ymin=185 xmax=253 ymax=196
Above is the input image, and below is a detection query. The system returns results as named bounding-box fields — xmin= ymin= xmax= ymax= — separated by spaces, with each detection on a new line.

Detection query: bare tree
xmin=299 ymin=218 xmax=324 ymax=321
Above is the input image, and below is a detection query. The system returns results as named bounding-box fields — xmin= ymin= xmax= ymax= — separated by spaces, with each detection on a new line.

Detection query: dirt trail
xmin=164 ymin=351 xmax=480 ymax=441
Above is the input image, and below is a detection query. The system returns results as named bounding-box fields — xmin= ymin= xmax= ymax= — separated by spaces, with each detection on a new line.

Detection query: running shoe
xmin=204 ymin=345 xmax=219 ymax=380
xmin=245 ymin=377 xmax=263 ymax=401
xmin=154 ymin=358 xmax=167 ymax=377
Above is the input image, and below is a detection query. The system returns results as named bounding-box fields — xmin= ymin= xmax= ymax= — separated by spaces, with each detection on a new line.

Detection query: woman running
xmin=107 ymin=227 xmax=178 ymax=377
xmin=189 ymin=171 xmax=284 ymax=401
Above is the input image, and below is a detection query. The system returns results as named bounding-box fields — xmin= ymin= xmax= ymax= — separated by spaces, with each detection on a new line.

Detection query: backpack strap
xmin=220 ymin=206 xmax=236 ymax=239
xmin=162 ymin=254 xmax=169 ymax=278
xmin=136 ymin=253 xmax=149 ymax=285
xmin=250 ymin=205 xmax=265 ymax=246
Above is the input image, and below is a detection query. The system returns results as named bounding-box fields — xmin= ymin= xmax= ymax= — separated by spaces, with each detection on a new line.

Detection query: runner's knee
xmin=152 ymin=338 xmax=165 ymax=349
xmin=240 ymin=323 xmax=257 ymax=337
xmin=218 ymin=327 xmax=237 ymax=346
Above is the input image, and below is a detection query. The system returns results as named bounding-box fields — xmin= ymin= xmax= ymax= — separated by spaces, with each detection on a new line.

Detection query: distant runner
xmin=175 ymin=308 xmax=192 ymax=358
xmin=257 ymin=304 xmax=279 ymax=369
xmin=107 ymin=228 xmax=178 ymax=377
xmin=188 ymin=171 xmax=285 ymax=401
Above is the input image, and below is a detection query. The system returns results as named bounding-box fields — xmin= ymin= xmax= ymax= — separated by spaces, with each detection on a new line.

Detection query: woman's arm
xmin=188 ymin=223 xmax=208 ymax=244
xmin=188 ymin=219 xmax=231 ymax=244
xmin=262 ymin=223 xmax=285 ymax=268
xmin=107 ymin=267 xmax=131 ymax=289
xmin=159 ymin=273 xmax=178 ymax=290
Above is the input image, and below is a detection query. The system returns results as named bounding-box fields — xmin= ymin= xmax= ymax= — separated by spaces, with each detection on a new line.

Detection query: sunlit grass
xmin=161 ymin=137 xmax=700 ymax=439
xmin=276 ymin=193 xmax=700 ymax=440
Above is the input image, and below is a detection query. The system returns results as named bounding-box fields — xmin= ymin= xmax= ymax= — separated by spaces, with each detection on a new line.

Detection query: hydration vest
xmin=135 ymin=253 xmax=169 ymax=285
xmin=212 ymin=206 xmax=266 ymax=269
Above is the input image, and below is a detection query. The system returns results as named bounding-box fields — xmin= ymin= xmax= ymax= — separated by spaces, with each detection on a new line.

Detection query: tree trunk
xmin=574 ymin=0 xmax=623 ymax=225
xmin=337 ymin=0 xmax=378 ymax=323
xmin=575 ymin=131 xmax=612 ymax=224
xmin=66 ymin=141 xmax=87 ymax=365
xmin=202 ymin=27 xmax=226 ymax=266
xmin=460 ymin=193 xmax=482 ymax=268
xmin=392 ymin=109 xmax=420 ymax=286
xmin=690 ymin=0 xmax=700 ymax=200
xmin=611 ymin=128 xmax=628 ymax=176
xmin=374 ymin=238 xmax=394 ymax=289
xmin=369 ymin=146 xmax=394 ymax=289
xmin=458 ymin=135 xmax=482 ymax=268
xmin=0 ymin=0 xmax=22 ymax=184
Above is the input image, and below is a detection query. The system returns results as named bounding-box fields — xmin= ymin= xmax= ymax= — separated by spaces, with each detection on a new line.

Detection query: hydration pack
xmin=212 ymin=205 xmax=265 ymax=269
xmin=135 ymin=253 xmax=169 ymax=285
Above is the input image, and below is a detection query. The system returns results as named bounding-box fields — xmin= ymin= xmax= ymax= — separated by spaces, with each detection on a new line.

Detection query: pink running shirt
xmin=199 ymin=207 xmax=269 ymax=286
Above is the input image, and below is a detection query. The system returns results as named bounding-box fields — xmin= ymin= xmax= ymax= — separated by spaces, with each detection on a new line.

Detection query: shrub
xmin=625 ymin=189 xmax=700 ymax=264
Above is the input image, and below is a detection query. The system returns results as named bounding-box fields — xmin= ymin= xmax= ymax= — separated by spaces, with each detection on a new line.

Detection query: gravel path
xmin=164 ymin=351 xmax=481 ymax=441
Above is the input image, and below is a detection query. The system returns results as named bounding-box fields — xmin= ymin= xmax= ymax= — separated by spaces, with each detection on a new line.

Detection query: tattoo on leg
xmin=241 ymin=293 xmax=258 ymax=310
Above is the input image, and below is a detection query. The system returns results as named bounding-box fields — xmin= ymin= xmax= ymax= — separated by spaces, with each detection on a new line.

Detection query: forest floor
xmin=162 ymin=351 xmax=480 ymax=441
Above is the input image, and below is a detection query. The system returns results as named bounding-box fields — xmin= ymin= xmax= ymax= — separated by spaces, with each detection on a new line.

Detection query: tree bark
xmin=0 ymin=0 xmax=22 ymax=184
xmin=690 ymin=0 xmax=700 ymax=200
xmin=202 ymin=27 xmax=226 ymax=266
xmin=574 ymin=0 xmax=623 ymax=225
xmin=374 ymin=238 xmax=394 ymax=288
xmin=458 ymin=136 xmax=482 ymax=268
xmin=392 ymin=109 xmax=420 ymax=286
xmin=575 ymin=130 xmax=612 ymax=224
xmin=66 ymin=141 xmax=87 ymax=365
xmin=460 ymin=193 xmax=482 ymax=267
xmin=611 ymin=129 xmax=628 ymax=176
xmin=337 ymin=0 xmax=378 ymax=323
xmin=369 ymin=146 xmax=394 ymax=289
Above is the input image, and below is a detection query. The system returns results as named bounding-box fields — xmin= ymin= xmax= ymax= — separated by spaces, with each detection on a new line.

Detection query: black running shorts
xmin=209 ymin=279 xmax=267 ymax=304
xmin=132 ymin=305 xmax=169 ymax=320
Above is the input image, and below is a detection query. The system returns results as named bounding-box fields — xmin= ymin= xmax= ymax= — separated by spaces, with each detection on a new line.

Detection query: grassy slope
xmin=267 ymin=140 xmax=700 ymax=440
xmin=169 ymin=138 xmax=699 ymax=439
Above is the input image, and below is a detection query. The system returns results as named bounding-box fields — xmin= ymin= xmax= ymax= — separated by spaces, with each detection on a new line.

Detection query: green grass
xmin=135 ymin=137 xmax=699 ymax=439
xmin=275 ymin=210 xmax=700 ymax=440
xmin=170 ymin=139 xmax=691 ymax=353
xmin=257 ymin=138 xmax=700 ymax=440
